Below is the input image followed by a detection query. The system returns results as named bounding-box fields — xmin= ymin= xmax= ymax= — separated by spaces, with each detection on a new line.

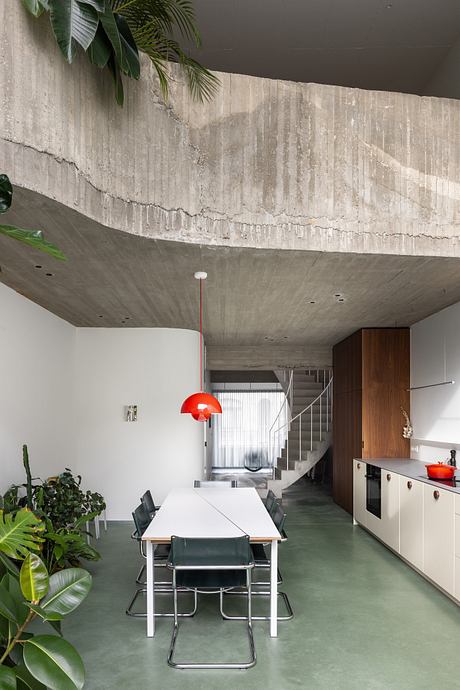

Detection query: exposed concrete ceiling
xmin=2 ymin=188 xmax=460 ymax=368
xmin=190 ymin=0 xmax=460 ymax=95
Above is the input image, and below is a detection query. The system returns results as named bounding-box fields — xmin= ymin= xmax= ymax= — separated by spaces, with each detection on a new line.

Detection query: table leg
xmin=146 ymin=541 xmax=155 ymax=637
xmin=270 ymin=539 xmax=278 ymax=637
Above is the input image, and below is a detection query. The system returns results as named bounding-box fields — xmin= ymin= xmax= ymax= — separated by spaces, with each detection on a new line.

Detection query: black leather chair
xmin=126 ymin=503 xmax=197 ymax=619
xmin=221 ymin=502 xmax=293 ymax=622
xmin=167 ymin=535 xmax=256 ymax=669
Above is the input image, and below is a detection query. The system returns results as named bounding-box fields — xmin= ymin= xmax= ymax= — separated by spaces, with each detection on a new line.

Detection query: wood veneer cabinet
xmin=332 ymin=328 xmax=410 ymax=514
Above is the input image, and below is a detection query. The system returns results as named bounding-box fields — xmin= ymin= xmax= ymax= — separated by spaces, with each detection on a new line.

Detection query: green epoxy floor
xmin=64 ymin=481 xmax=460 ymax=689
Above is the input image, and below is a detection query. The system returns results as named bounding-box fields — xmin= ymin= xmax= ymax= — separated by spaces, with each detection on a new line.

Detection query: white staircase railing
xmin=270 ymin=370 xmax=333 ymax=475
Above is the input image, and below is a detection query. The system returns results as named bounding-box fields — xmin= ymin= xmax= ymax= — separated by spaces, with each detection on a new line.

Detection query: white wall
xmin=74 ymin=329 xmax=204 ymax=519
xmin=0 ymin=284 xmax=204 ymax=518
xmin=0 ymin=283 xmax=76 ymax=491
xmin=411 ymin=301 xmax=460 ymax=463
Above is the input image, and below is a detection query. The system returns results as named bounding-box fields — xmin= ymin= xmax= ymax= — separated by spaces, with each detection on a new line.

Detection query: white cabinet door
xmin=353 ymin=460 xmax=367 ymax=527
xmin=399 ymin=475 xmax=423 ymax=570
xmin=380 ymin=470 xmax=400 ymax=552
xmin=455 ymin=558 xmax=460 ymax=601
xmin=423 ymin=485 xmax=455 ymax=596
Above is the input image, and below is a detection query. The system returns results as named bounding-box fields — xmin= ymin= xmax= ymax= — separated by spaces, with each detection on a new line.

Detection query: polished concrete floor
xmin=65 ymin=480 xmax=460 ymax=690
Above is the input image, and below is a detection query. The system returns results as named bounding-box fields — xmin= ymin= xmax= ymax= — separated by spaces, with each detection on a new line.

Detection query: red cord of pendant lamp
xmin=180 ymin=272 xmax=222 ymax=420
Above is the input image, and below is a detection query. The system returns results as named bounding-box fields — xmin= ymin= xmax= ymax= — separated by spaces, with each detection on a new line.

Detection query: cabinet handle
xmin=407 ymin=481 xmax=412 ymax=490
xmin=357 ymin=463 xmax=361 ymax=470
xmin=433 ymin=490 xmax=440 ymax=500
xmin=386 ymin=473 xmax=391 ymax=482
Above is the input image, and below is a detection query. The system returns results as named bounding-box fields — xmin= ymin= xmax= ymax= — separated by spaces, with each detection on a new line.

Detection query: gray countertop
xmin=356 ymin=458 xmax=460 ymax=495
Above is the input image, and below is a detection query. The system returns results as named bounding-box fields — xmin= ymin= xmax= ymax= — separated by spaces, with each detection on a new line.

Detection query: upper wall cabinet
xmin=333 ymin=328 xmax=410 ymax=514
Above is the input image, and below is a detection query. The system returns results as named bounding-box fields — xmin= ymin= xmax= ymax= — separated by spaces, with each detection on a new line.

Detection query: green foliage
xmin=0 ymin=175 xmax=13 ymax=212
xmin=20 ymin=554 xmax=49 ymax=602
xmin=0 ymin=510 xmax=45 ymax=561
xmin=4 ymin=449 xmax=105 ymax=572
xmin=33 ymin=470 xmax=105 ymax=531
xmin=0 ymin=175 xmax=67 ymax=260
xmin=0 ymin=552 xmax=91 ymax=689
xmin=22 ymin=0 xmax=220 ymax=105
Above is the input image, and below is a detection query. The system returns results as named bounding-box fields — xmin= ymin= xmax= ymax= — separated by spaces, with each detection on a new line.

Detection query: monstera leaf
xmin=0 ymin=174 xmax=67 ymax=260
xmin=0 ymin=174 xmax=13 ymax=212
xmin=0 ymin=509 xmax=45 ymax=560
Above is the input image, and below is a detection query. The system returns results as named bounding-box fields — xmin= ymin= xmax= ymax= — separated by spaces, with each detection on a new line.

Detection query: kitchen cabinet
xmin=380 ymin=470 xmax=400 ymax=552
xmin=399 ymin=475 xmax=423 ymax=570
xmin=333 ymin=328 xmax=410 ymax=514
xmin=353 ymin=460 xmax=367 ymax=527
xmin=423 ymin=485 xmax=455 ymax=597
xmin=353 ymin=459 xmax=459 ymax=603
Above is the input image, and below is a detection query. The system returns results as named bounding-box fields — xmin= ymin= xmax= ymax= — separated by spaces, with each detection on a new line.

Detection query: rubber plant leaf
xmin=0 ymin=581 xmax=19 ymax=623
xmin=38 ymin=568 xmax=92 ymax=618
xmin=0 ymin=174 xmax=13 ymax=212
xmin=20 ymin=553 xmax=49 ymax=602
xmin=0 ymin=667 xmax=16 ymax=690
xmin=23 ymin=635 xmax=85 ymax=690
xmin=48 ymin=0 xmax=102 ymax=63
xmin=0 ymin=225 xmax=67 ymax=260
xmin=14 ymin=663 xmax=47 ymax=690
xmin=0 ymin=509 xmax=45 ymax=560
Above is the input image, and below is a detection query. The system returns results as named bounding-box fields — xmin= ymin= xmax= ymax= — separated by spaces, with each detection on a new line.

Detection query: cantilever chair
xmin=126 ymin=503 xmax=197 ymax=619
xmin=140 ymin=489 xmax=159 ymax=520
xmin=167 ymin=535 xmax=256 ymax=670
xmin=193 ymin=480 xmax=238 ymax=488
xmin=221 ymin=501 xmax=293 ymax=622
xmin=263 ymin=489 xmax=277 ymax=514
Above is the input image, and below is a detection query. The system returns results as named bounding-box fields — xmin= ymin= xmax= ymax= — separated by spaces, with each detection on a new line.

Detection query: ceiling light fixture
xmin=180 ymin=272 xmax=222 ymax=422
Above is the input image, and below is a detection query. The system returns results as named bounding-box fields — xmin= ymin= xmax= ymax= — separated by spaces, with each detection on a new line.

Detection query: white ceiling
xmin=189 ymin=0 xmax=460 ymax=94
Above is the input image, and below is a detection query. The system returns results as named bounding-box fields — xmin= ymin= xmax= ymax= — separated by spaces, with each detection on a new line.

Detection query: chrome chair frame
xmin=126 ymin=506 xmax=197 ymax=619
xmin=193 ymin=480 xmax=238 ymax=488
xmin=167 ymin=537 xmax=256 ymax=670
xmin=222 ymin=505 xmax=294 ymax=622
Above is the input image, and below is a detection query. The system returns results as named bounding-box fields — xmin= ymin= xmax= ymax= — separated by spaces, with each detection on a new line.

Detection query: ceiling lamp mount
xmin=180 ymin=272 xmax=222 ymax=422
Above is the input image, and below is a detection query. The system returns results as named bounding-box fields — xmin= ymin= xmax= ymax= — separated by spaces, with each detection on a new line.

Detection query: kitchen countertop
xmin=356 ymin=458 xmax=460 ymax=495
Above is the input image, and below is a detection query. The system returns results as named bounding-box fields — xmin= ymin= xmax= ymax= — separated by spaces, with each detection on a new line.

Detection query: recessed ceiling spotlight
xmin=98 ymin=315 xmax=104 ymax=318
xmin=309 ymin=300 xmax=316 ymax=304
xmin=45 ymin=272 xmax=53 ymax=277
xmin=34 ymin=265 xmax=42 ymax=269
xmin=338 ymin=298 xmax=345 ymax=303
xmin=334 ymin=293 xmax=341 ymax=297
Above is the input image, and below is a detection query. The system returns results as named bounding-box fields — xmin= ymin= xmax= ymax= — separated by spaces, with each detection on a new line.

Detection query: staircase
xmin=268 ymin=369 xmax=332 ymax=497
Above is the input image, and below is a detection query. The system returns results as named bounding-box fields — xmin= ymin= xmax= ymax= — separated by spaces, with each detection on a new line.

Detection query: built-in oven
xmin=365 ymin=464 xmax=381 ymax=518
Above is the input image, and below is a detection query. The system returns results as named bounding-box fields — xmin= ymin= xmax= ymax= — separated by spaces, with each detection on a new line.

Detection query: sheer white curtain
xmin=212 ymin=390 xmax=287 ymax=469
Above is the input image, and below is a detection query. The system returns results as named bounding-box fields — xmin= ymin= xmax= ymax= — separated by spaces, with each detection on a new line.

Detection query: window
xmin=212 ymin=390 xmax=287 ymax=468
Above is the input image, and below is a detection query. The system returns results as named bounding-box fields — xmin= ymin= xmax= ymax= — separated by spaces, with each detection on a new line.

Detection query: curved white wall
xmin=0 ymin=283 xmax=203 ymax=519
xmin=74 ymin=328 xmax=204 ymax=519
xmin=0 ymin=283 xmax=76 ymax=489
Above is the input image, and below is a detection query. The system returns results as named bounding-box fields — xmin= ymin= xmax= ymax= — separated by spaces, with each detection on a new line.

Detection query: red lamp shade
xmin=181 ymin=392 xmax=222 ymax=422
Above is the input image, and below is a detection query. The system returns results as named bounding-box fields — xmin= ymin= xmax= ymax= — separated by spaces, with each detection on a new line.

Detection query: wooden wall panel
xmin=362 ymin=328 xmax=410 ymax=459
xmin=332 ymin=328 xmax=410 ymax=515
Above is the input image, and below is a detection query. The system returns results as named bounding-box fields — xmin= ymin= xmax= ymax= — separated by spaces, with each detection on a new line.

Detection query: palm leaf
xmin=113 ymin=0 xmax=219 ymax=101
xmin=0 ymin=225 xmax=67 ymax=260
xmin=0 ymin=509 xmax=45 ymax=561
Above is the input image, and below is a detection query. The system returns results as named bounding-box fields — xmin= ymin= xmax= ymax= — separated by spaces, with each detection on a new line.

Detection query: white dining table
xmin=142 ymin=487 xmax=281 ymax=637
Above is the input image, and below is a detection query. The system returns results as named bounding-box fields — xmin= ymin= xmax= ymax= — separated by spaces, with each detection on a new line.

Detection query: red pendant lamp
xmin=181 ymin=272 xmax=222 ymax=421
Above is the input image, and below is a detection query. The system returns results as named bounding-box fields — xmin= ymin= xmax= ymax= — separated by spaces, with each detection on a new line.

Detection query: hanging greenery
xmin=0 ymin=174 xmax=66 ymax=260
xmin=22 ymin=0 xmax=220 ymax=106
